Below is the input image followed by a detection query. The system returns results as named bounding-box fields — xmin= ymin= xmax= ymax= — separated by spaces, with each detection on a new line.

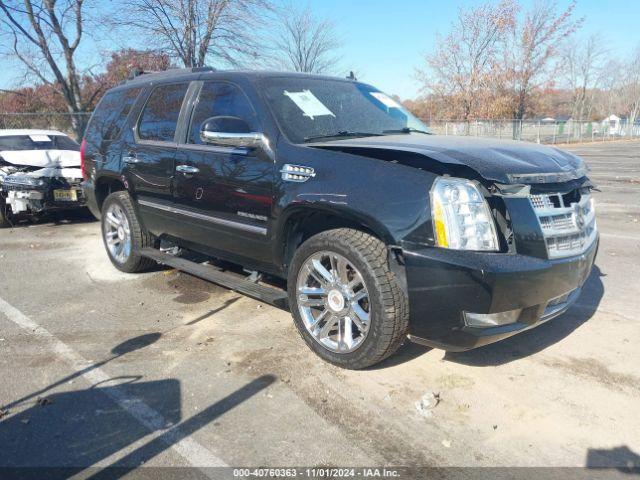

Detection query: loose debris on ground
xmin=415 ymin=392 xmax=441 ymax=418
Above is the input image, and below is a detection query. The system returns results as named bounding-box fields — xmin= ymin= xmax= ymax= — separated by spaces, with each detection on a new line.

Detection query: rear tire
xmin=101 ymin=191 xmax=156 ymax=273
xmin=288 ymin=228 xmax=409 ymax=369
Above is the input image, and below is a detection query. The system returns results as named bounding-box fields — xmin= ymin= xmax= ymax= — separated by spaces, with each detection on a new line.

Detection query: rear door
xmin=123 ymin=82 xmax=190 ymax=234
xmin=173 ymin=81 xmax=274 ymax=264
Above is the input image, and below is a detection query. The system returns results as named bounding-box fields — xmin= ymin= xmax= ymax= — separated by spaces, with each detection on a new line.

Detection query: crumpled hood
xmin=0 ymin=149 xmax=80 ymax=168
xmin=307 ymin=135 xmax=588 ymax=184
xmin=19 ymin=166 xmax=83 ymax=180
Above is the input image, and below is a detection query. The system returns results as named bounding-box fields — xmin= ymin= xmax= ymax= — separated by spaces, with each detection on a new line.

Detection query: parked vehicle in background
xmin=82 ymin=68 xmax=598 ymax=369
xmin=0 ymin=129 xmax=85 ymax=227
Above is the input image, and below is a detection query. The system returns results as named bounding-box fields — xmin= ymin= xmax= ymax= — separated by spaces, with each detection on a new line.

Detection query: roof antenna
xmin=346 ymin=71 xmax=357 ymax=81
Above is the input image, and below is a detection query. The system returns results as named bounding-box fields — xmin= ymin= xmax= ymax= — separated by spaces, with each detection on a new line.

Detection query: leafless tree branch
xmin=121 ymin=0 xmax=272 ymax=68
xmin=265 ymin=3 xmax=342 ymax=74
xmin=0 ymin=0 xmax=92 ymax=138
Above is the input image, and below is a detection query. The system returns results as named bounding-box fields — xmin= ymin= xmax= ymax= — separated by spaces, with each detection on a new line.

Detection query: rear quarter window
xmin=85 ymin=87 xmax=141 ymax=145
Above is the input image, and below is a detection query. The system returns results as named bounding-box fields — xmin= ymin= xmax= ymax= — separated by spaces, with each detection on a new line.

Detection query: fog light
xmin=464 ymin=308 xmax=522 ymax=327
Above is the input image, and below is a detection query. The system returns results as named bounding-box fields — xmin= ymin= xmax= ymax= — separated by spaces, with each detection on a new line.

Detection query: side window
xmin=188 ymin=82 xmax=258 ymax=144
xmin=85 ymin=88 xmax=141 ymax=144
xmin=138 ymin=83 xmax=189 ymax=142
xmin=104 ymin=88 xmax=140 ymax=140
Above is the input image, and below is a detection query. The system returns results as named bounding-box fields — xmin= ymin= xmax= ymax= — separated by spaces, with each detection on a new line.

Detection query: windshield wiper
xmin=382 ymin=127 xmax=431 ymax=135
xmin=303 ymin=131 xmax=384 ymax=143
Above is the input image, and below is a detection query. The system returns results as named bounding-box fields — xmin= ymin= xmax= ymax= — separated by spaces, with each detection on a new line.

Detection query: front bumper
xmin=402 ymin=236 xmax=598 ymax=351
xmin=1 ymin=182 xmax=86 ymax=215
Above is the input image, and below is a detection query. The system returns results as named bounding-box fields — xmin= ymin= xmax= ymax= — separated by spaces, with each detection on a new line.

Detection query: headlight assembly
xmin=3 ymin=175 xmax=46 ymax=188
xmin=430 ymin=177 xmax=499 ymax=251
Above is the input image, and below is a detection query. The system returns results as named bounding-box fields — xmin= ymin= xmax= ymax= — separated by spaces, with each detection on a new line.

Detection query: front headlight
xmin=3 ymin=175 xmax=46 ymax=188
xmin=430 ymin=177 xmax=499 ymax=251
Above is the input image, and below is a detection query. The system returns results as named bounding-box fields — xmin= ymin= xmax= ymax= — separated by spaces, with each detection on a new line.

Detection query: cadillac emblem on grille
xmin=529 ymin=191 xmax=597 ymax=259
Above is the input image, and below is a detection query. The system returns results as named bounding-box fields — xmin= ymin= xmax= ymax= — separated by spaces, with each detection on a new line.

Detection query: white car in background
xmin=0 ymin=129 xmax=85 ymax=227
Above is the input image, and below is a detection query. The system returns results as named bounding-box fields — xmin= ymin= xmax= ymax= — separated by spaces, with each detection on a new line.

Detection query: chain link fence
xmin=0 ymin=112 xmax=92 ymax=140
xmin=2 ymin=112 xmax=640 ymax=145
xmin=426 ymin=119 xmax=640 ymax=144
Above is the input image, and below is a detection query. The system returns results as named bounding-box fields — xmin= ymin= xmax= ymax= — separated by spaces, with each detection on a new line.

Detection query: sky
xmin=1 ymin=0 xmax=640 ymax=101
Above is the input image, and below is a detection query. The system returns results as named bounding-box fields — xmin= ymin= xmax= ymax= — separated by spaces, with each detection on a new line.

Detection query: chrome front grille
xmin=530 ymin=194 xmax=555 ymax=210
xmin=539 ymin=212 xmax=576 ymax=232
xmin=530 ymin=191 xmax=597 ymax=259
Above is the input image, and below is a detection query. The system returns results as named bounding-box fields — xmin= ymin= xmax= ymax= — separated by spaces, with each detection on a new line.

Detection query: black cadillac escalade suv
xmin=82 ymin=67 xmax=598 ymax=369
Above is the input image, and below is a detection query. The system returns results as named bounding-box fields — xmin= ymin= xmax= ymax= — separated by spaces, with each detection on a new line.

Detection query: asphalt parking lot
xmin=1 ymin=140 xmax=639 ymax=474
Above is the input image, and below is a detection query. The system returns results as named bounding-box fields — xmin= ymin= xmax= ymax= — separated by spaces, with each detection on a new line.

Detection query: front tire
xmin=101 ymin=191 xmax=156 ymax=273
xmin=288 ymin=229 xmax=409 ymax=369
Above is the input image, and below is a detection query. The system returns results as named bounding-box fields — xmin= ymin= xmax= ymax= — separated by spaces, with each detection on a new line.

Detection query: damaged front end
xmin=0 ymin=166 xmax=85 ymax=223
xmin=305 ymin=135 xmax=598 ymax=350
xmin=0 ymin=130 xmax=85 ymax=226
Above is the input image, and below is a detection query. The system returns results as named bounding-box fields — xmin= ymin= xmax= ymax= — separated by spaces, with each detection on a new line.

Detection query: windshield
xmin=0 ymin=134 xmax=79 ymax=152
xmin=260 ymin=78 xmax=430 ymax=144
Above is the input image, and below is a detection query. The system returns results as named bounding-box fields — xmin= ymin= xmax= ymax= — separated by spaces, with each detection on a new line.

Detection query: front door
xmin=124 ymin=82 xmax=190 ymax=236
xmin=173 ymin=81 xmax=273 ymax=264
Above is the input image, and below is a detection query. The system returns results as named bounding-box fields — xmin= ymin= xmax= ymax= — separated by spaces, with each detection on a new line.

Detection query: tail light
xmin=80 ymin=139 xmax=87 ymax=180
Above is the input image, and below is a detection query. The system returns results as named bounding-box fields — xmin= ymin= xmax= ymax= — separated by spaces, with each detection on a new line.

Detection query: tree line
xmin=409 ymin=0 xmax=640 ymax=128
xmin=1 ymin=0 xmax=639 ymax=140
xmin=0 ymin=0 xmax=341 ymax=138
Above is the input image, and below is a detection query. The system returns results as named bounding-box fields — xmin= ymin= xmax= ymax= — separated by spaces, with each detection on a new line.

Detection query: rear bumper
xmin=402 ymin=237 xmax=598 ymax=351
xmin=81 ymin=179 xmax=101 ymax=219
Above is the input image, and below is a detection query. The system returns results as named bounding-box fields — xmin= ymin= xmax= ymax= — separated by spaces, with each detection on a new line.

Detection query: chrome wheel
xmin=296 ymin=251 xmax=371 ymax=353
xmin=103 ymin=203 xmax=131 ymax=264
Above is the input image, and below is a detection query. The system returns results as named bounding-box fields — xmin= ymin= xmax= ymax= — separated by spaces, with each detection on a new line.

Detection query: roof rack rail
xmin=165 ymin=66 xmax=216 ymax=74
xmin=128 ymin=68 xmax=158 ymax=80
xmin=191 ymin=66 xmax=215 ymax=73
xmin=123 ymin=66 xmax=217 ymax=85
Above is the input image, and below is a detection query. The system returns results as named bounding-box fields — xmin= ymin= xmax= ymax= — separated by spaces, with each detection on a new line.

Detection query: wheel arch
xmin=276 ymin=204 xmax=395 ymax=273
xmin=94 ymin=175 xmax=127 ymax=213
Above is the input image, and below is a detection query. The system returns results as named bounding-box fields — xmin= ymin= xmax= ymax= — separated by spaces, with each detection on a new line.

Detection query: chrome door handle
xmin=176 ymin=165 xmax=200 ymax=174
xmin=123 ymin=155 xmax=140 ymax=164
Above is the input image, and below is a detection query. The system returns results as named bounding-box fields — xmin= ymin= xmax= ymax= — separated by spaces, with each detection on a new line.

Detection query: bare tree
xmin=619 ymin=46 xmax=640 ymax=132
xmin=0 ymin=0 xmax=99 ymax=138
xmin=268 ymin=3 xmax=342 ymax=74
xmin=503 ymin=0 xmax=582 ymax=121
xmin=123 ymin=0 xmax=272 ymax=69
xmin=416 ymin=0 xmax=516 ymax=122
xmin=595 ymin=59 xmax=622 ymax=118
xmin=563 ymin=34 xmax=606 ymax=121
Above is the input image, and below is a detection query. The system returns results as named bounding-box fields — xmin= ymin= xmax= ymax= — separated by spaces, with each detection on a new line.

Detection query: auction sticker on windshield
xmin=284 ymin=90 xmax=335 ymax=120
xmin=29 ymin=134 xmax=51 ymax=142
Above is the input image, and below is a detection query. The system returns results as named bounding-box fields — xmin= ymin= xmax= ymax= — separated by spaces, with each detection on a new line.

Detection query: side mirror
xmin=200 ymin=116 xmax=264 ymax=148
